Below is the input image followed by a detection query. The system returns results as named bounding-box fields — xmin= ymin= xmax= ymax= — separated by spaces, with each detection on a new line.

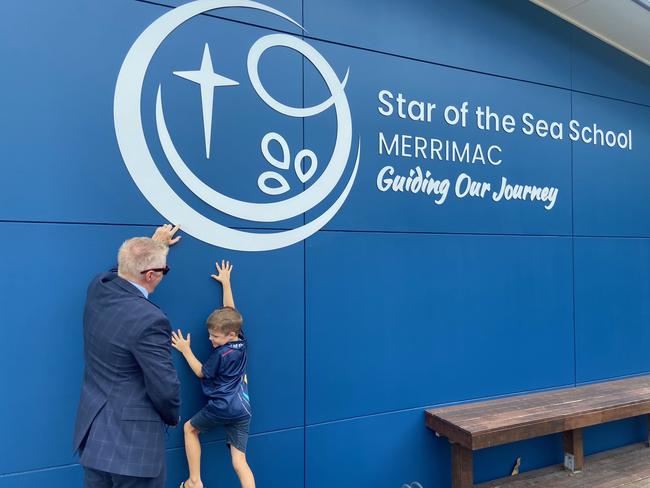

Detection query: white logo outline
xmin=114 ymin=0 xmax=360 ymax=251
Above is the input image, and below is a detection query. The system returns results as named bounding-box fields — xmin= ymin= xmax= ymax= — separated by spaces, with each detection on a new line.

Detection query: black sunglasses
xmin=140 ymin=265 xmax=170 ymax=275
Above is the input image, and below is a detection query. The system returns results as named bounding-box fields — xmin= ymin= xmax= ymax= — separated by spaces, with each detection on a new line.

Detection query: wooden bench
xmin=425 ymin=375 xmax=650 ymax=488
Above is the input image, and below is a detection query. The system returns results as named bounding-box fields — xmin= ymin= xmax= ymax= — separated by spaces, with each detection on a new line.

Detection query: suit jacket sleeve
xmin=133 ymin=316 xmax=181 ymax=426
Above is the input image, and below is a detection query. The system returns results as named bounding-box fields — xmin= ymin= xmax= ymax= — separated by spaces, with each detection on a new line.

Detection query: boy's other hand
xmin=152 ymin=223 xmax=182 ymax=246
xmin=171 ymin=329 xmax=191 ymax=354
xmin=211 ymin=259 xmax=233 ymax=284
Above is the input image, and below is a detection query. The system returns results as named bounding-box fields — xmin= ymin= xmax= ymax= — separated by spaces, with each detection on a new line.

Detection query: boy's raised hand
xmin=171 ymin=329 xmax=191 ymax=354
xmin=171 ymin=329 xmax=204 ymax=378
xmin=212 ymin=259 xmax=236 ymax=309
xmin=211 ymin=259 xmax=233 ymax=284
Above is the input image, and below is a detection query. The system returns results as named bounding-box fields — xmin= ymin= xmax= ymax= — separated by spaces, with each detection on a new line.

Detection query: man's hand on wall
xmin=152 ymin=223 xmax=182 ymax=247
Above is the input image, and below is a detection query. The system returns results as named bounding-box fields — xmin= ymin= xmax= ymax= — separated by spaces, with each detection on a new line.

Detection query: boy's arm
xmin=222 ymin=280 xmax=235 ymax=309
xmin=171 ymin=330 xmax=204 ymax=378
xmin=211 ymin=260 xmax=235 ymax=309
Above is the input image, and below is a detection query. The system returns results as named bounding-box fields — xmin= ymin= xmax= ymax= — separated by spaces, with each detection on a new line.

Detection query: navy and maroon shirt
xmin=201 ymin=333 xmax=251 ymax=422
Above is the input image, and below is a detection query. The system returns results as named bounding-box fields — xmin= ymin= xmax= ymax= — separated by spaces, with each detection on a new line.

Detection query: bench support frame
xmin=563 ymin=428 xmax=584 ymax=473
xmin=451 ymin=443 xmax=473 ymax=488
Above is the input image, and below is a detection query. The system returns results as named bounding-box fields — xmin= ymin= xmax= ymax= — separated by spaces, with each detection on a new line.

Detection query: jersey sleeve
xmin=201 ymin=350 xmax=222 ymax=379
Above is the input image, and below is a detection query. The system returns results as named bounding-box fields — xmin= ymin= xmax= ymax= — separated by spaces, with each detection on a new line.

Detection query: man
xmin=73 ymin=224 xmax=182 ymax=488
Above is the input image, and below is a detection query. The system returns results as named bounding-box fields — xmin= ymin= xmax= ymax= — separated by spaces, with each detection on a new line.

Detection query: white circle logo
xmin=114 ymin=0 xmax=360 ymax=251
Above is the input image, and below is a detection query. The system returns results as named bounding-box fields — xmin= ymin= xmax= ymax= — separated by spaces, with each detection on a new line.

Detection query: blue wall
xmin=1 ymin=1 xmax=650 ymax=486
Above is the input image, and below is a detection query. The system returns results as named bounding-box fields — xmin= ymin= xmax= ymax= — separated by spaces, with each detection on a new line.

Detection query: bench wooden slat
xmin=426 ymin=376 xmax=650 ymax=450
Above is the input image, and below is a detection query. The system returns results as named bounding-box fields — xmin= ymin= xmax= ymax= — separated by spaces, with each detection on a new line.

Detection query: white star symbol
xmin=173 ymin=43 xmax=239 ymax=159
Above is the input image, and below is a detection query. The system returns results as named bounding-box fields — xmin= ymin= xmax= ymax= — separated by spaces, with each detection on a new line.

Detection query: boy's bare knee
xmin=184 ymin=420 xmax=198 ymax=434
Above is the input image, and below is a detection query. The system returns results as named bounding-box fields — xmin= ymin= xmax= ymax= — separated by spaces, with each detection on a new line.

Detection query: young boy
xmin=171 ymin=260 xmax=255 ymax=488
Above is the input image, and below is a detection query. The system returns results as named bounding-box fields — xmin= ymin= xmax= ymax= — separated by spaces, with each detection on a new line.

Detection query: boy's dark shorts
xmin=190 ymin=407 xmax=250 ymax=453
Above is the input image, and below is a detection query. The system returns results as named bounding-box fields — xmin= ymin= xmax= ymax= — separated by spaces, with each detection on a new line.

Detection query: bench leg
xmin=451 ymin=443 xmax=473 ymax=488
xmin=647 ymin=414 xmax=650 ymax=447
xmin=563 ymin=428 xmax=584 ymax=473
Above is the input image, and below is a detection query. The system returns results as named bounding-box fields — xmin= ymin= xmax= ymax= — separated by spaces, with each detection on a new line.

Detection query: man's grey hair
xmin=117 ymin=237 xmax=168 ymax=280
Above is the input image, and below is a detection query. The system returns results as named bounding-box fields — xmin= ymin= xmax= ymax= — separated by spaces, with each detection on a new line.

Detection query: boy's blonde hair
xmin=206 ymin=306 xmax=243 ymax=335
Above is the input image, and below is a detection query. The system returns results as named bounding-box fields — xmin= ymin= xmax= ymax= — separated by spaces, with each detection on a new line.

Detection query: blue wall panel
xmin=167 ymin=428 xmax=304 ymax=487
xmin=574 ymin=237 xmax=650 ymax=383
xmin=306 ymin=410 xmax=449 ymax=488
xmin=572 ymin=28 xmax=650 ymax=106
xmin=573 ymin=93 xmax=650 ymax=237
xmin=474 ymin=434 xmax=562 ymax=484
xmin=0 ymin=0 xmax=162 ymax=224
xmin=0 ymin=466 xmax=83 ymax=488
xmin=0 ymin=0 xmax=303 ymax=230
xmin=155 ymin=229 xmax=305 ymax=440
xmin=306 ymin=410 xmax=564 ymax=487
xmin=305 ymin=41 xmax=572 ymax=235
xmin=0 ymin=222 xmax=124 ymax=474
xmin=583 ymin=417 xmax=647 ymax=457
xmin=0 ymin=428 xmax=303 ymax=488
xmin=306 ymin=232 xmax=574 ymax=423
xmin=304 ymin=0 xmax=572 ymax=87
xmin=157 ymin=0 xmax=303 ymax=34
xmin=0 ymin=222 xmax=303 ymax=474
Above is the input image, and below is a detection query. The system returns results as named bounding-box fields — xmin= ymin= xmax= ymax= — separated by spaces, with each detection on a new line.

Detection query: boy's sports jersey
xmin=201 ymin=334 xmax=250 ymax=422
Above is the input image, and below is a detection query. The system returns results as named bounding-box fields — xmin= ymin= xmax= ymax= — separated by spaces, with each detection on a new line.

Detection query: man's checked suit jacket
xmin=73 ymin=271 xmax=181 ymax=478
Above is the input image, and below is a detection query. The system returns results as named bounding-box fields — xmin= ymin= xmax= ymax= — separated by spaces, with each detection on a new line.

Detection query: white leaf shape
xmin=294 ymin=149 xmax=318 ymax=183
xmin=261 ymin=132 xmax=290 ymax=170
xmin=258 ymin=171 xmax=291 ymax=195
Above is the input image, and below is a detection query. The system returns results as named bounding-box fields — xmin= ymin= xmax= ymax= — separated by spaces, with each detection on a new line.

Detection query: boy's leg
xmin=230 ymin=445 xmax=255 ymax=488
xmin=183 ymin=420 xmax=204 ymax=488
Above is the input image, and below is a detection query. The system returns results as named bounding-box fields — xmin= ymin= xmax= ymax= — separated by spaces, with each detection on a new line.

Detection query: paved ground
xmin=478 ymin=443 xmax=650 ymax=488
